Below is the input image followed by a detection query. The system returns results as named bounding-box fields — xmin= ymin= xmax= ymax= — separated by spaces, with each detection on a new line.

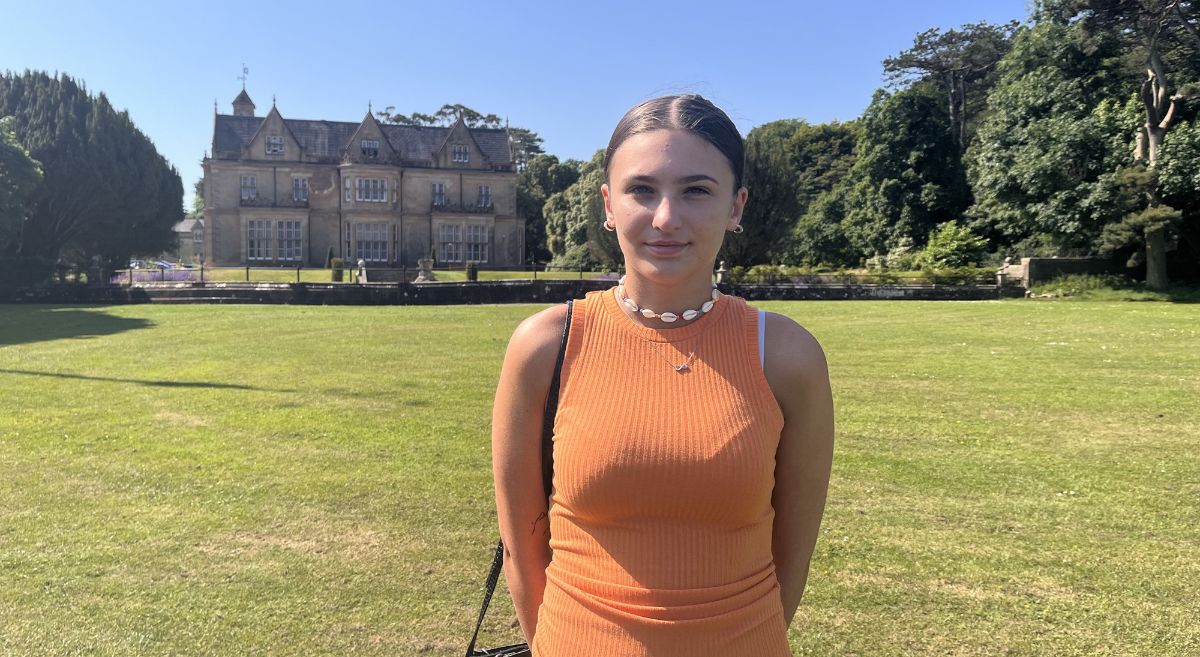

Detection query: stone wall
xmin=1001 ymin=256 xmax=1124 ymax=288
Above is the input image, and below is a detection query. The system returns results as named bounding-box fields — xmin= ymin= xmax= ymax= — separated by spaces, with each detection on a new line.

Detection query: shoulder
xmin=503 ymin=303 xmax=571 ymax=383
xmin=762 ymin=310 xmax=829 ymax=393
xmin=761 ymin=311 xmax=835 ymax=457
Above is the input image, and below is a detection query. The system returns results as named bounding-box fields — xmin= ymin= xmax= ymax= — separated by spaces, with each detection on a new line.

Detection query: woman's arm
xmin=491 ymin=304 xmax=568 ymax=643
xmin=764 ymin=312 xmax=835 ymax=627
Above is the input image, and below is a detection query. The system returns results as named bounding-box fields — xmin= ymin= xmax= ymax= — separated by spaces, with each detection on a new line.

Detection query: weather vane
xmin=238 ymin=64 xmax=249 ymax=90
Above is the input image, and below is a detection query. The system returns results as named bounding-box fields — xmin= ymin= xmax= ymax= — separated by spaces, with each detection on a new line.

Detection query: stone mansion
xmin=201 ymin=89 xmax=524 ymax=268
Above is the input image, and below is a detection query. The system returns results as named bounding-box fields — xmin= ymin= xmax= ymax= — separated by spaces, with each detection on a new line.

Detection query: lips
xmin=645 ymin=241 xmax=689 ymax=257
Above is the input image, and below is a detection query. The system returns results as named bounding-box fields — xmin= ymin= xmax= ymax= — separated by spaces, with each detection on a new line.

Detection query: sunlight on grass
xmin=0 ymin=299 xmax=1197 ymax=656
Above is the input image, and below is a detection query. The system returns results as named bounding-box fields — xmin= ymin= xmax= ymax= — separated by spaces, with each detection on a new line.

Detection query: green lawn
xmin=0 ymin=299 xmax=1197 ymax=656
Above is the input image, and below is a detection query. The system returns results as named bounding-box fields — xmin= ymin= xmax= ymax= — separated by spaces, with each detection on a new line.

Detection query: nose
xmin=651 ymin=194 xmax=681 ymax=232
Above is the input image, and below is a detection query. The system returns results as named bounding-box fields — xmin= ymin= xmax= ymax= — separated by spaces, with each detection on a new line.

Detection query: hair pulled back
xmin=603 ymin=94 xmax=745 ymax=192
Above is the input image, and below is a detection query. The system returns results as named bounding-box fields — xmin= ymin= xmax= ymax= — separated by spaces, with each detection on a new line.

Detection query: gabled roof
xmin=211 ymin=113 xmax=513 ymax=165
xmin=233 ymin=89 xmax=254 ymax=106
xmin=434 ymin=115 xmax=491 ymax=165
xmin=173 ymin=217 xmax=202 ymax=232
xmin=243 ymin=105 xmax=302 ymax=155
xmin=345 ymin=111 xmax=397 ymax=160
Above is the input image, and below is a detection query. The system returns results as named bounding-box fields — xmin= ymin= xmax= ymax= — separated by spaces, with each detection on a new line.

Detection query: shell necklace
xmin=616 ymin=277 xmax=722 ymax=373
xmin=616 ymin=276 xmax=721 ymax=323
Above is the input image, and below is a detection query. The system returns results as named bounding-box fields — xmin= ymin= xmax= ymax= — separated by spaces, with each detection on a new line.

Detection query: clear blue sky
xmin=0 ymin=0 xmax=1031 ymax=210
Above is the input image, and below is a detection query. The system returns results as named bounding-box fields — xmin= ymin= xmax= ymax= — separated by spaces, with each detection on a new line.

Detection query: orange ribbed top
xmin=533 ymin=288 xmax=790 ymax=657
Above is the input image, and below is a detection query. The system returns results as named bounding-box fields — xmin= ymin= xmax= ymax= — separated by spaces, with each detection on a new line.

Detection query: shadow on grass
xmin=0 ymin=307 xmax=153 ymax=347
xmin=0 ymin=368 xmax=297 ymax=392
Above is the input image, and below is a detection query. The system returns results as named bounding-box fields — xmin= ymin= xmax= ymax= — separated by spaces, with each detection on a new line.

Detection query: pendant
xmin=674 ymin=363 xmax=689 ymax=373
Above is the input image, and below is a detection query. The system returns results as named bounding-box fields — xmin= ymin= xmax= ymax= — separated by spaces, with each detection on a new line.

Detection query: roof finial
xmin=272 ymin=94 xmax=276 ymax=108
xmin=214 ymin=99 xmax=218 ymax=114
xmin=238 ymin=64 xmax=249 ymax=90
xmin=368 ymin=100 xmax=372 ymax=113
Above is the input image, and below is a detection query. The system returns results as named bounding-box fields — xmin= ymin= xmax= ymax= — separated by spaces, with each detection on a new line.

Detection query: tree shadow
xmin=0 ymin=307 xmax=153 ymax=347
xmin=0 ymin=368 xmax=296 ymax=393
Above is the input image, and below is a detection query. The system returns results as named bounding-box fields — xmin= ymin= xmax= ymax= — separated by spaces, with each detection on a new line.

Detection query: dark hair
xmin=603 ymin=94 xmax=745 ymax=191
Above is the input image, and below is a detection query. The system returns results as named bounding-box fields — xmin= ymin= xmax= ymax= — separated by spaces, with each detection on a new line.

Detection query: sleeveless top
xmin=532 ymin=288 xmax=791 ymax=657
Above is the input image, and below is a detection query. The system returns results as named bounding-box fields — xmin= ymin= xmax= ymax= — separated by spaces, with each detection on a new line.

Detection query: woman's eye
xmin=627 ymin=185 xmax=653 ymax=195
xmin=685 ymin=186 xmax=711 ymax=195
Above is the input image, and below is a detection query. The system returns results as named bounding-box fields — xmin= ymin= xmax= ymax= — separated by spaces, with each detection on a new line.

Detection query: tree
xmin=782 ymin=121 xmax=859 ymax=267
xmin=434 ymin=104 xmax=502 ymax=128
xmin=376 ymin=102 xmax=545 ymax=169
xmin=0 ymin=116 xmax=42 ymax=256
xmin=883 ymin=20 xmax=1021 ymax=151
xmin=544 ymin=150 xmax=618 ymax=269
xmin=1156 ymin=118 xmax=1200 ymax=273
xmin=192 ymin=178 xmax=204 ymax=215
xmin=788 ymin=121 xmax=859 ymax=211
xmin=517 ymin=154 xmax=580 ymax=264
xmin=841 ymin=85 xmax=972 ymax=260
xmin=508 ymin=127 xmax=545 ymax=170
xmin=720 ymin=120 xmax=806 ymax=266
xmin=376 ymin=102 xmax=504 ymax=129
xmin=0 ymin=71 xmax=183 ymax=276
xmin=790 ymin=185 xmax=858 ymax=267
xmin=1072 ymin=0 xmax=1200 ymax=288
xmin=966 ymin=17 xmax=1136 ymax=256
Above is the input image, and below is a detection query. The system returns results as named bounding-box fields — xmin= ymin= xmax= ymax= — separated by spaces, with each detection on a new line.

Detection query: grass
xmin=0 ymin=298 xmax=1197 ymax=656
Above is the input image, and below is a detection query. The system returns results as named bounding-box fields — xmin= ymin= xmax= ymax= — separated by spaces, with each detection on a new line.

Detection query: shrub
xmin=916 ymin=221 xmax=988 ymax=269
xmin=872 ymin=269 xmax=902 ymax=285
xmin=914 ymin=266 xmax=993 ymax=285
xmin=465 ymin=260 xmax=479 ymax=282
xmin=746 ymin=264 xmax=786 ymax=284
xmin=1029 ymin=273 xmax=1132 ymax=297
xmin=886 ymin=237 xmax=918 ymax=270
xmin=0 ymin=256 xmax=56 ymax=287
xmin=330 ymin=257 xmax=344 ymax=283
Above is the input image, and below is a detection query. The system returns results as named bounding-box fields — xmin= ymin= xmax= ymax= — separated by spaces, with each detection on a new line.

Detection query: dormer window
xmin=361 ymin=139 xmax=379 ymax=159
xmin=452 ymin=144 xmax=469 ymax=163
xmin=265 ymin=135 xmax=284 ymax=155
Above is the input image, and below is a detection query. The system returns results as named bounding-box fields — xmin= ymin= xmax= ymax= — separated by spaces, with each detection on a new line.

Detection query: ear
xmin=727 ymin=186 xmax=748 ymax=231
xmin=601 ymin=183 xmax=615 ymax=224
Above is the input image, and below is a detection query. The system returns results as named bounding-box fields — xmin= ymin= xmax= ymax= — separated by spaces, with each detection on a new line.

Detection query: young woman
xmin=491 ymin=95 xmax=834 ymax=656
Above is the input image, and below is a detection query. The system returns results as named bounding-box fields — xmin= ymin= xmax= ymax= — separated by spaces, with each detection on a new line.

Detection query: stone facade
xmin=163 ymin=216 xmax=204 ymax=264
xmin=201 ymin=90 xmax=524 ymax=268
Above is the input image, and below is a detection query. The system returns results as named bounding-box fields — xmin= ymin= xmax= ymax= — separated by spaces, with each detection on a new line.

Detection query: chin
xmin=628 ymin=260 xmax=705 ymax=284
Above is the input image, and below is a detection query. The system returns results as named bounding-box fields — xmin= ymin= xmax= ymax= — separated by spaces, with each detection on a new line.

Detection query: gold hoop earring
xmin=729 ymin=225 xmax=744 ymax=234
xmin=603 ymin=220 xmax=616 ymax=232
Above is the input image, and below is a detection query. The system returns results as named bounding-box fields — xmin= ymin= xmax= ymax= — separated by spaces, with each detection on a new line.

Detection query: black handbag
xmin=466 ymin=300 xmax=573 ymax=657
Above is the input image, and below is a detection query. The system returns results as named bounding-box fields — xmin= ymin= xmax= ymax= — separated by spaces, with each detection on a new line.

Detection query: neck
xmin=619 ymin=273 xmax=715 ymax=327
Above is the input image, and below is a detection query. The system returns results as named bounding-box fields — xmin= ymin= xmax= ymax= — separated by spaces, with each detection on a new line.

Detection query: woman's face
xmin=601 ymin=129 xmax=747 ymax=285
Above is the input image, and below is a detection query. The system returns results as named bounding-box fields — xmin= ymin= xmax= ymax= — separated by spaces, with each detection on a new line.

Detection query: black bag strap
xmin=466 ymin=299 xmax=573 ymax=657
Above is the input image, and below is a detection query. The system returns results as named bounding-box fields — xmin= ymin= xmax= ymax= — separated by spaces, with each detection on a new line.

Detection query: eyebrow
xmin=628 ymin=174 xmax=720 ymax=185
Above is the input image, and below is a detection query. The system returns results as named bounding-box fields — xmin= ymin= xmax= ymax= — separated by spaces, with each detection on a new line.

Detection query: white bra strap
xmin=757 ymin=309 xmax=766 ymax=370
